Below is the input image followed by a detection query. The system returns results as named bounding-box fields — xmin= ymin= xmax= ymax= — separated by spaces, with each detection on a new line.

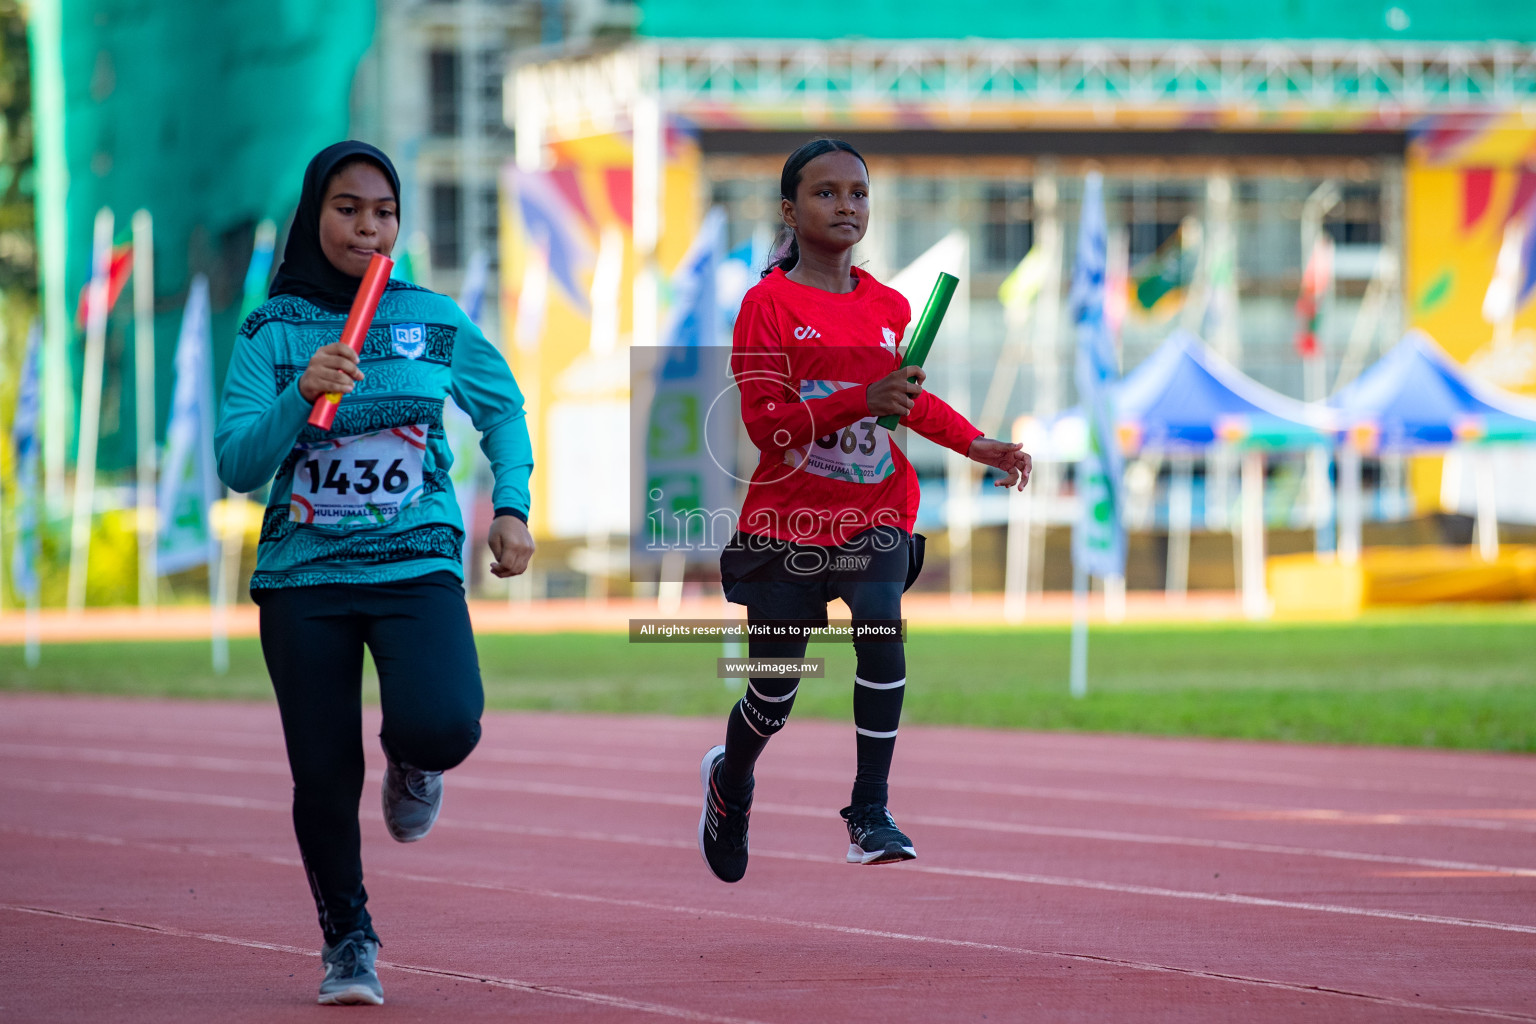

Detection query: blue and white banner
xmin=10 ymin=322 xmax=42 ymax=600
xmin=157 ymin=276 xmax=220 ymax=575
xmin=1070 ymin=172 xmax=1127 ymax=579
xmin=638 ymin=206 xmax=738 ymax=562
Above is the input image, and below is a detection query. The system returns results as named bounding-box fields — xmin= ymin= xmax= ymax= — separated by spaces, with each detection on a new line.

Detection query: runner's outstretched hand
xmin=967 ymin=438 xmax=1033 ymax=491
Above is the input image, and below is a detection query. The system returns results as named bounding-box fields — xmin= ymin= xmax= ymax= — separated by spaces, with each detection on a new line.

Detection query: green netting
xmin=34 ymin=0 xmax=375 ymax=472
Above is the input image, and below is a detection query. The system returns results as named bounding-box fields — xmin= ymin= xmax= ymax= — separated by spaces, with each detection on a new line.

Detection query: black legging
xmin=254 ymin=570 xmax=483 ymax=944
xmin=720 ymin=529 xmax=909 ymax=808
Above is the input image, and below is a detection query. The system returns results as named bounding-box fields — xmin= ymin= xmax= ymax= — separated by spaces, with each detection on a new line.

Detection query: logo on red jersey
xmin=881 ymin=326 xmax=898 ymax=353
xmin=793 ymin=325 xmax=822 ymax=340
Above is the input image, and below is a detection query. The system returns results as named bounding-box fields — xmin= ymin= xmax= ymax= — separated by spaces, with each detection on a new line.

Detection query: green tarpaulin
xmin=30 ymin=0 xmax=375 ymax=471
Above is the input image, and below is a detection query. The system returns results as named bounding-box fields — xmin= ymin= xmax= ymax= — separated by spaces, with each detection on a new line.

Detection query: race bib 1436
xmin=289 ymin=425 xmax=428 ymax=528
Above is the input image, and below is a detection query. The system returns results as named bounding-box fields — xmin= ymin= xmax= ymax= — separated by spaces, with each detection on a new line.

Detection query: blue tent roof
xmin=1115 ymin=330 xmax=1339 ymax=452
xmin=1328 ymin=331 xmax=1536 ymax=450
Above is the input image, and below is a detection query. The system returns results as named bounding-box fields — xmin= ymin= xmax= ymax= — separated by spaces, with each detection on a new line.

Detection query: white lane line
xmin=0 ymin=903 xmax=773 ymax=1024
xmin=3 ymin=830 xmax=1531 ymax=1023
xmin=445 ymin=775 xmax=1536 ymax=836
xmin=8 ymin=739 xmax=1533 ymax=836
xmin=0 ymin=741 xmax=286 ymax=775
xmin=467 ymin=749 xmax=1536 ymax=805
xmin=12 ymin=778 xmax=289 ymax=812
xmin=11 ymin=728 xmax=1535 ymax=806
xmin=13 ymin=775 xmax=1536 ymax=884
xmin=9 ymin=784 xmax=1536 ymax=941
xmin=442 ymin=773 xmax=1536 ymax=835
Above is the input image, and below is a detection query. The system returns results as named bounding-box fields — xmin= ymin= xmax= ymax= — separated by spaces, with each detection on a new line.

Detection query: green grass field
xmin=4 ymin=606 xmax=1535 ymax=751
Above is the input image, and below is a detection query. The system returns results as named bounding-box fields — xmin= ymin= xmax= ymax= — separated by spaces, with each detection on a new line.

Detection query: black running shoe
xmin=698 ymin=744 xmax=752 ymax=883
xmin=841 ymin=803 xmax=917 ymax=864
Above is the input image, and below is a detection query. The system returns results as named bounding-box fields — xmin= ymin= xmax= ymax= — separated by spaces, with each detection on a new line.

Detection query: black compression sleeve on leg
xmin=844 ymin=577 xmax=907 ymax=807
xmin=719 ymin=628 xmax=807 ymax=793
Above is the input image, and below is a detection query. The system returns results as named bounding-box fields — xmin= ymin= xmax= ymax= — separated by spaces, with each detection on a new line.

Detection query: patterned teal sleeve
xmin=215 ymin=318 xmax=313 ymax=494
xmin=447 ymin=307 xmax=533 ymax=517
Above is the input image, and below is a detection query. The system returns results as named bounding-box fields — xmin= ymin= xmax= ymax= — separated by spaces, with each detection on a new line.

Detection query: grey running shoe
xmin=841 ymin=803 xmax=917 ymax=865
xmin=318 ymin=931 xmax=383 ymax=1006
xmin=382 ymin=756 xmax=443 ymax=843
xmin=698 ymin=744 xmax=751 ymax=883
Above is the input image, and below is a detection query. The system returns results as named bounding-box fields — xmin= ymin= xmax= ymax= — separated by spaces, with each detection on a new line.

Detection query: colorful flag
xmin=998 ymin=247 xmax=1048 ymax=316
xmin=1520 ymin=204 xmax=1536 ymax=310
xmin=73 ymin=242 xmax=133 ymax=329
xmin=508 ymin=167 xmax=594 ymax=314
xmin=157 ymin=276 xmax=219 ymax=575
xmin=458 ymin=247 xmax=491 ymax=324
xmin=10 ymin=323 xmax=42 ymax=601
xmin=1130 ymin=225 xmax=1196 ymax=314
xmin=1070 ymin=172 xmax=1126 ymax=580
xmin=1294 ymin=234 xmax=1334 ymax=357
xmin=1483 ymin=203 xmax=1536 ymax=323
xmin=238 ymin=220 xmax=278 ymax=324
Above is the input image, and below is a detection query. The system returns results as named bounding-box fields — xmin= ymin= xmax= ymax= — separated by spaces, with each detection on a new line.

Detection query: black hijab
xmin=270 ymin=141 xmax=402 ymax=310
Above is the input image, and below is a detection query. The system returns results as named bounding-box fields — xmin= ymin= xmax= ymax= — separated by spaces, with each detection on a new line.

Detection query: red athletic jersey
xmin=732 ymin=266 xmax=981 ymax=547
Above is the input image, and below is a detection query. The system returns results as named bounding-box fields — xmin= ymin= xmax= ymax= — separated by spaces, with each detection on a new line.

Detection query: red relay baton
xmin=307 ymin=252 xmax=395 ymax=430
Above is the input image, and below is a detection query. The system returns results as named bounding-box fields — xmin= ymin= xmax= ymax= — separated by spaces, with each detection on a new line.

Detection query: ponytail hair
xmin=761 ymin=137 xmax=867 ymax=278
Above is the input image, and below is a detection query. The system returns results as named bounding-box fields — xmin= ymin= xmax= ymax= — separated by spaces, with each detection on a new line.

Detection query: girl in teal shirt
xmin=216 ymin=141 xmax=533 ymax=1006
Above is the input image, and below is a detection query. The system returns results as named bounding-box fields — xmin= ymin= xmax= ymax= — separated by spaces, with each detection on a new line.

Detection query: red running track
xmin=2 ymin=693 xmax=1534 ymax=1022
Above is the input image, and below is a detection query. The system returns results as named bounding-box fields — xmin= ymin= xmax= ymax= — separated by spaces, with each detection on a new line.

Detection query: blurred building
xmin=356 ymin=0 xmax=637 ymax=339
xmin=509 ymin=3 xmax=1536 ymax=551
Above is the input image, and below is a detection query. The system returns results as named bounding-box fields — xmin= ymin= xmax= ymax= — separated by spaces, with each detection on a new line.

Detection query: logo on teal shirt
xmin=392 ymin=323 xmax=426 ymax=359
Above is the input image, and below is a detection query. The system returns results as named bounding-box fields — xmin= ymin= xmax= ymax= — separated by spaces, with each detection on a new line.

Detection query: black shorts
xmin=719 ymin=526 xmax=924 ymax=623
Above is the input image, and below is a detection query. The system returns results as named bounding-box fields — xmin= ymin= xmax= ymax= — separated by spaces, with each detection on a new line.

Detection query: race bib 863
xmin=790 ymin=380 xmax=895 ymax=484
xmin=289 ymin=425 xmax=428 ymax=528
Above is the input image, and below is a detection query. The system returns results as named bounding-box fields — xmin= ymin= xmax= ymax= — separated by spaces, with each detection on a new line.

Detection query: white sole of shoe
xmin=846 ymin=842 xmax=917 ymax=865
xmin=318 ymin=985 xmax=384 ymax=1006
xmin=697 ymin=744 xmax=725 ymax=867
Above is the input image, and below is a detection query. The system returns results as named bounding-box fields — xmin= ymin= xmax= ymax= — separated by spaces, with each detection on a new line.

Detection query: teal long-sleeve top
xmin=215 ymin=281 xmax=533 ymax=590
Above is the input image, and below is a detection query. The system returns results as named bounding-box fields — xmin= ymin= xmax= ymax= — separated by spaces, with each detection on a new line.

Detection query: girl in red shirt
xmin=699 ymin=139 xmax=1032 ymax=882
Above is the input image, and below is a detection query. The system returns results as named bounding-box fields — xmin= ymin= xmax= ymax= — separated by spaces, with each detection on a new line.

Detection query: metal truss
xmin=516 ymin=39 xmax=1536 ymax=143
xmin=657 ymin=39 xmax=1536 ymax=111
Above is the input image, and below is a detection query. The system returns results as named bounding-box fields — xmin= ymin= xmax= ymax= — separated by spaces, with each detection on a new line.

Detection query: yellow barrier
xmin=1267 ymin=546 xmax=1536 ymax=619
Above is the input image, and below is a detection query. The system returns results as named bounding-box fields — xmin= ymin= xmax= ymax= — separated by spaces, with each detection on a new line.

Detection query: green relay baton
xmin=876 ymin=272 xmax=959 ymax=429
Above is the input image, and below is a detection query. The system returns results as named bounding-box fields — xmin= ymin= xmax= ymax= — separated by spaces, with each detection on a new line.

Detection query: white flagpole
xmin=946 ymin=232 xmax=973 ymax=606
xmin=1240 ymin=449 xmax=1268 ymax=619
xmin=1069 ymin=562 xmax=1088 ymax=699
xmin=13 ymin=322 xmax=43 ymax=663
xmin=1165 ymin=452 xmax=1193 ymax=602
xmin=0 ymin=462 xmax=5 ymax=617
xmin=67 ymin=207 xmax=114 ymax=613
xmin=587 ymin=228 xmax=624 ymax=604
xmin=1068 ymin=172 xmax=1125 ymax=696
xmin=1338 ymin=440 xmax=1363 ymax=566
xmin=133 ymin=209 xmax=157 ymax=611
xmin=1474 ymin=448 xmax=1499 ymax=563
xmin=24 ymin=598 xmax=39 ymax=666
xmin=213 ymin=489 xmax=244 ymax=675
xmin=199 ymin=298 xmax=225 ymax=674
xmin=1003 ymin=418 xmax=1033 ymax=625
